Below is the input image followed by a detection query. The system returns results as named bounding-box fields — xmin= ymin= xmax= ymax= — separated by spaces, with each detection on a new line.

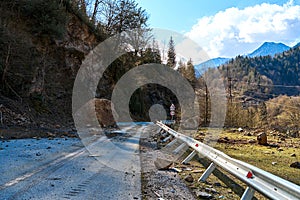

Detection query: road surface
xmin=0 ymin=123 xmax=149 ymax=200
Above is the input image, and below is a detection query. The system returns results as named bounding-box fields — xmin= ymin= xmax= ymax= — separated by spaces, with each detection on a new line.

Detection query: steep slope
xmin=0 ymin=1 xmax=99 ymax=128
xmin=0 ymin=1 xmax=177 ymax=126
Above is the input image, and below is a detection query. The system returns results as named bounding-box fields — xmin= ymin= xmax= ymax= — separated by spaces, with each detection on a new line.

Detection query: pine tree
xmin=178 ymin=59 xmax=186 ymax=74
xmin=141 ymin=47 xmax=161 ymax=64
xmin=152 ymin=39 xmax=162 ymax=63
xmin=185 ymin=58 xmax=196 ymax=87
xmin=167 ymin=36 xmax=176 ymax=68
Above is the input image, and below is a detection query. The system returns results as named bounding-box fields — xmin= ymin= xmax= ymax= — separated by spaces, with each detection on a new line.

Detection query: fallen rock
xmin=36 ymin=152 xmax=41 ymax=156
xmin=191 ymin=169 xmax=204 ymax=173
xmin=55 ymin=124 xmax=61 ymax=129
xmin=170 ymin=167 xmax=182 ymax=173
xmin=291 ymin=153 xmax=296 ymax=157
xmin=184 ymin=174 xmax=194 ymax=183
xmin=268 ymin=143 xmax=279 ymax=148
xmin=287 ymin=130 xmax=299 ymax=138
xmin=205 ymin=187 xmax=218 ymax=194
xmin=47 ymin=132 xmax=55 ymax=137
xmin=271 ymin=162 xmax=277 ymax=165
xmin=277 ymin=148 xmax=284 ymax=152
xmin=257 ymin=132 xmax=268 ymax=145
xmin=74 ymin=98 xmax=116 ymax=128
xmin=290 ymin=162 xmax=300 ymax=169
xmin=154 ymin=158 xmax=173 ymax=170
xmin=264 ymin=151 xmax=271 ymax=154
xmin=195 ymin=191 xmax=213 ymax=199
xmin=213 ymin=182 xmax=222 ymax=187
xmin=182 ymin=117 xmax=198 ymax=129
xmin=244 ymin=132 xmax=252 ymax=136
xmin=248 ymin=139 xmax=256 ymax=144
xmin=182 ymin=167 xmax=192 ymax=171
xmin=95 ymin=99 xmax=117 ymax=127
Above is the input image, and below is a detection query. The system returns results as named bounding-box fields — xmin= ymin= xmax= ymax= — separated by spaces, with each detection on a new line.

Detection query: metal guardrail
xmin=156 ymin=121 xmax=300 ymax=200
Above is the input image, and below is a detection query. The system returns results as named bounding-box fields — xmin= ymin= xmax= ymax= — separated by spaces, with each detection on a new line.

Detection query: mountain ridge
xmin=248 ymin=42 xmax=290 ymax=57
xmin=194 ymin=41 xmax=293 ymax=77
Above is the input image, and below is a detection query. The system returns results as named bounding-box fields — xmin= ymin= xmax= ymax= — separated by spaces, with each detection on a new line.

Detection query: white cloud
xmin=186 ymin=1 xmax=300 ymax=58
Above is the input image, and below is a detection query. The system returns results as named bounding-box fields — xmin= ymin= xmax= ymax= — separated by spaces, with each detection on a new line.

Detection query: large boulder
xmin=257 ymin=132 xmax=268 ymax=145
xmin=154 ymin=158 xmax=173 ymax=170
xmin=95 ymin=99 xmax=117 ymax=128
xmin=74 ymin=98 xmax=116 ymax=128
xmin=182 ymin=116 xmax=199 ymax=130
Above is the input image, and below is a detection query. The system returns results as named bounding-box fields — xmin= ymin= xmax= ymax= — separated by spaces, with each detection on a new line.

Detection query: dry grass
xmin=213 ymin=129 xmax=300 ymax=185
xmin=176 ymin=128 xmax=300 ymax=199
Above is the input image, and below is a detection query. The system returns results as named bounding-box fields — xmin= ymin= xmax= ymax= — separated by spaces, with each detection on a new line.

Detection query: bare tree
xmin=91 ymin=0 xmax=102 ymax=23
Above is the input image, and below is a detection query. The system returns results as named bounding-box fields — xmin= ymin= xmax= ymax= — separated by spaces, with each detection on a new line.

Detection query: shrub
xmin=21 ymin=0 xmax=68 ymax=39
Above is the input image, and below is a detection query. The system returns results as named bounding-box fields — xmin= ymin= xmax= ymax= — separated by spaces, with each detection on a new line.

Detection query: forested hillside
xmin=219 ymin=45 xmax=300 ymax=98
xmin=216 ymin=45 xmax=300 ymax=132
xmin=0 ymin=0 xmax=162 ymax=128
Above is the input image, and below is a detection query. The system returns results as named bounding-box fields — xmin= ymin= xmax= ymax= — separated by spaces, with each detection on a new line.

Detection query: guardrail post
xmin=173 ymin=143 xmax=187 ymax=154
xmin=162 ymin=135 xmax=172 ymax=143
xmin=198 ymin=162 xmax=216 ymax=182
xmin=241 ymin=187 xmax=255 ymax=200
xmin=157 ymin=128 xmax=163 ymax=134
xmin=182 ymin=150 xmax=197 ymax=164
xmin=165 ymin=138 xmax=178 ymax=148
xmin=161 ymin=131 xmax=169 ymax=138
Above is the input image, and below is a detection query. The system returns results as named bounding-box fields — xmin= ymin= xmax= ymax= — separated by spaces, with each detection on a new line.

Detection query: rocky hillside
xmin=0 ymin=0 xmax=176 ymax=129
xmin=0 ymin=1 xmax=100 ymax=128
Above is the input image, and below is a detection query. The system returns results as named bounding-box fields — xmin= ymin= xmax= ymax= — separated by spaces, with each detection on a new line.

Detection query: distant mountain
xmin=194 ymin=57 xmax=230 ymax=77
xmin=218 ymin=44 xmax=300 ymax=97
xmin=293 ymin=42 xmax=300 ymax=48
xmin=194 ymin=42 xmax=291 ymax=77
xmin=248 ymin=42 xmax=290 ymax=57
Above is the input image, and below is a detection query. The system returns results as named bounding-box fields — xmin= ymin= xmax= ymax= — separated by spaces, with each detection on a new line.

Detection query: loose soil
xmin=0 ymin=127 xmax=77 ymax=140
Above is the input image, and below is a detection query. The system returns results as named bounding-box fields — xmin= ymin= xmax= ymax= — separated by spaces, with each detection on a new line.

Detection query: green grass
xmin=210 ymin=130 xmax=300 ymax=185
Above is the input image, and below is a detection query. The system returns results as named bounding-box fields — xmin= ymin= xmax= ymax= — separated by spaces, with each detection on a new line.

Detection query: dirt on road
xmin=140 ymin=124 xmax=197 ymax=200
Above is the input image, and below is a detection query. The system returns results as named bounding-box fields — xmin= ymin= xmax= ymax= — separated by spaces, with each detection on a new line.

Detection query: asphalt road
xmin=0 ymin=123 xmax=149 ymax=200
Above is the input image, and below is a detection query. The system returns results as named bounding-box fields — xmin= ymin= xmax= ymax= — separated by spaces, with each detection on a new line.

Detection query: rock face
xmin=257 ymin=132 xmax=268 ymax=145
xmin=0 ymin=2 xmax=100 ymax=128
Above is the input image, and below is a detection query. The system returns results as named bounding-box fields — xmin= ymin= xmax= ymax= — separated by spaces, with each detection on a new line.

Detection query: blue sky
xmin=136 ymin=0 xmax=294 ymax=32
xmin=135 ymin=0 xmax=300 ymax=58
